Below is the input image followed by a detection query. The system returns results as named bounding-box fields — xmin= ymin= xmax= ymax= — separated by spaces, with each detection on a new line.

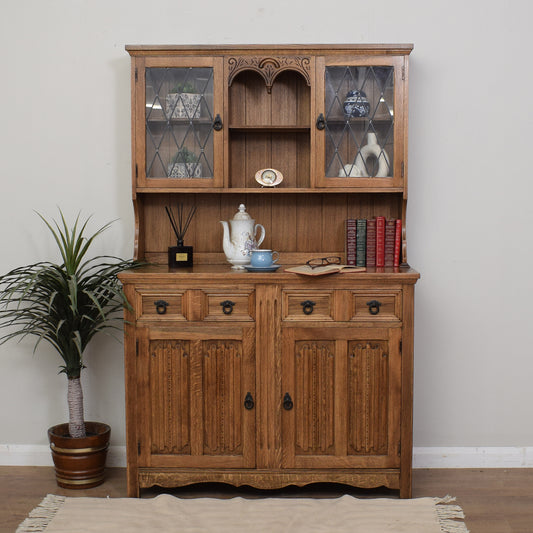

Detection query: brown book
xmin=384 ymin=218 xmax=396 ymax=267
xmin=366 ymin=218 xmax=376 ymax=267
xmin=285 ymin=264 xmax=366 ymax=276
xmin=394 ymin=219 xmax=402 ymax=267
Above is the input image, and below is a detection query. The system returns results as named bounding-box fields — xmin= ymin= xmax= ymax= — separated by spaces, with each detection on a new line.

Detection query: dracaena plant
xmin=0 ymin=210 xmax=139 ymax=438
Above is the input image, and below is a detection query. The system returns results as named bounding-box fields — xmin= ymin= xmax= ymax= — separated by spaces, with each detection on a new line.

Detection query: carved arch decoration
xmin=227 ymin=56 xmax=311 ymax=93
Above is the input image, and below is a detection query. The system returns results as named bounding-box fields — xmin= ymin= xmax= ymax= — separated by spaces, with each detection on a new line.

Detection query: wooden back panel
xmin=139 ymin=192 xmax=403 ymax=264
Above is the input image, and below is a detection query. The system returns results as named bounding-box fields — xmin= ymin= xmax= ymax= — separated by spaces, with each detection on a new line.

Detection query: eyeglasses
xmin=305 ymin=256 xmax=341 ymax=269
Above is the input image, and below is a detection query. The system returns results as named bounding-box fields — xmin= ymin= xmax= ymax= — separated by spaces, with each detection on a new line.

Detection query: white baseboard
xmin=1 ymin=445 xmax=532 ymax=469
xmin=413 ymin=447 xmax=533 ymax=468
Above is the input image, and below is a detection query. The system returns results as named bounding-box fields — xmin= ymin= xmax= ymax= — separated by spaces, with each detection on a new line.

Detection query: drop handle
xmin=220 ymin=300 xmax=235 ymax=315
xmin=301 ymin=300 xmax=316 ymax=315
xmin=244 ymin=392 xmax=254 ymax=410
xmin=283 ymin=392 xmax=294 ymax=411
xmin=366 ymin=300 xmax=382 ymax=315
xmin=316 ymin=113 xmax=326 ymax=130
xmin=154 ymin=300 xmax=169 ymax=315
xmin=213 ymin=114 xmax=223 ymax=131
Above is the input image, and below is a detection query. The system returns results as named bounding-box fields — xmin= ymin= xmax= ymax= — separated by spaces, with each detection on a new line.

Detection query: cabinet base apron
xmin=137 ymin=468 xmax=400 ymax=491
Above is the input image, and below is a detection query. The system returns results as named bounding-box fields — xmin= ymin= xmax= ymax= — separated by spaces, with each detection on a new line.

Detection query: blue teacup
xmin=250 ymin=249 xmax=280 ymax=268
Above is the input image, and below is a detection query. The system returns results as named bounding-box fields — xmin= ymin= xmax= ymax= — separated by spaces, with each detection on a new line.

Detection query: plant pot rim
xmin=48 ymin=422 xmax=111 ymax=443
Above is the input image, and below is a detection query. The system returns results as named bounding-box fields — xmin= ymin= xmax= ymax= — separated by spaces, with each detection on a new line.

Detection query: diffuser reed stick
xmin=165 ymin=204 xmax=197 ymax=246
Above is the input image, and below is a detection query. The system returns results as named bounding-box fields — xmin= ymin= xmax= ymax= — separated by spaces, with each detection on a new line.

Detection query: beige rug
xmin=17 ymin=493 xmax=468 ymax=533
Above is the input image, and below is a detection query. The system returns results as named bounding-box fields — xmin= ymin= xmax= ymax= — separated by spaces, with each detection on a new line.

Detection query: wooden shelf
xmin=135 ymin=186 xmax=405 ymax=194
xmin=146 ymin=111 xmax=213 ymax=125
xmin=326 ymin=116 xmax=393 ymax=125
xmin=229 ymin=125 xmax=310 ymax=133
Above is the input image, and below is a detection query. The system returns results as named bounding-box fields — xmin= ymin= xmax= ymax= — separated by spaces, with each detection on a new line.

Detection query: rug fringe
xmin=16 ymin=494 xmax=65 ymax=533
xmin=434 ymin=495 xmax=469 ymax=533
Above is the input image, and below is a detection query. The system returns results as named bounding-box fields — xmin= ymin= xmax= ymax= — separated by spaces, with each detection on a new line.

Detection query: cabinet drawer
xmin=203 ymin=291 xmax=255 ymax=321
xmin=282 ymin=290 xmax=334 ymax=321
xmin=351 ymin=290 xmax=402 ymax=321
xmin=137 ymin=289 xmax=186 ymax=321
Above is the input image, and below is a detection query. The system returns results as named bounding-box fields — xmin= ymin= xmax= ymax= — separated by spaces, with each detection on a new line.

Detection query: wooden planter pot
xmin=48 ymin=422 xmax=110 ymax=489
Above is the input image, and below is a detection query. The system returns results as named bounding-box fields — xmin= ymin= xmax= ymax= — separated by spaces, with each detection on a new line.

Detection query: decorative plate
xmin=255 ymin=168 xmax=283 ymax=187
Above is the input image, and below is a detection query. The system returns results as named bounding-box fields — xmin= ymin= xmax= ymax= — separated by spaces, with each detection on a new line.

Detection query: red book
xmin=384 ymin=219 xmax=396 ymax=267
xmin=376 ymin=217 xmax=385 ymax=268
xmin=366 ymin=218 xmax=376 ymax=267
xmin=376 ymin=216 xmax=385 ymax=267
xmin=345 ymin=219 xmax=357 ymax=266
xmin=393 ymin=219 xmax=402 ymax=267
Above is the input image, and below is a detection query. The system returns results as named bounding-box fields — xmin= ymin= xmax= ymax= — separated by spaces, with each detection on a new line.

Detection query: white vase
xmin=339 ymin=133 xmax=390 ymax=178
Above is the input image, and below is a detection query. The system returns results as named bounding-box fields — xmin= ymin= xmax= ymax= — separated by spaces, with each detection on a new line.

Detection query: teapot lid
xmin=232 ymin=203 xmax=252 ymax=220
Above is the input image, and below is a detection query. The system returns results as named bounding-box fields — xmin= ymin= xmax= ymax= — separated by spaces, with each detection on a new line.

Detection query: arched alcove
xmin=228 ymin=68 xmax=311 ymax=188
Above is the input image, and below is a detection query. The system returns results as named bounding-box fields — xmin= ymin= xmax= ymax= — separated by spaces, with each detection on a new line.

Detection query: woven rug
xmin=17 ymin=493 xmax=469 ymax=533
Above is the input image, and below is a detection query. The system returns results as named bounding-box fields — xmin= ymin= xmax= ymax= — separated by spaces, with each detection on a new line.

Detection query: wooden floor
xmin=2 ymin=467 xmax=532 ymax=533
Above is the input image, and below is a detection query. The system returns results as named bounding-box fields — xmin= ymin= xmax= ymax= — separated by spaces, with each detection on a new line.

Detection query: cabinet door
xmin=137 ymin=325 xmax=255 ymax=468
xmin=281 ymin=327 xmax=401 ymax=468
xmin=314 ymin=56 xmax=407 ymax=189
xmin=134 ymin=56 xmax=224 ymax=188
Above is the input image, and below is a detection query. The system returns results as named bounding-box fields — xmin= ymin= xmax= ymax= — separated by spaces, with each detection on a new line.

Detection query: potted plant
xmin=165 ymin=81 xmax=201 ymax=119
xmin=0 ymin=210 xmax=139 ymax=489
xmin=167 ymin=146 xmax=202 ymax=178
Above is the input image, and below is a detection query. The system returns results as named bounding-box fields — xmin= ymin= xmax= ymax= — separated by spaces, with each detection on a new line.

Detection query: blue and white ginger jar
xmin=343 ymin=90 xmax=370 ymax=118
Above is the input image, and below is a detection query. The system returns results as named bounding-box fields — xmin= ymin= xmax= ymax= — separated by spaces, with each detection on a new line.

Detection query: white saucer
xmin=244 ymin=264 xmax=281 ymax=272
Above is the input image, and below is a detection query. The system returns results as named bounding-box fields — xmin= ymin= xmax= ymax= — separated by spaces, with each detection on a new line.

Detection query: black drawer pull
xmin=244 ymin=392 xmax=254 ymax=410
xmin=220 ymin=300 xmax=235 ymax=315
xmin=366 ymin=300 xmax=382 ymax=315
xmin=301 ymin=300 xmax=316 ymax=315
xmin=154 ymin=300 xmax=169 ymax=315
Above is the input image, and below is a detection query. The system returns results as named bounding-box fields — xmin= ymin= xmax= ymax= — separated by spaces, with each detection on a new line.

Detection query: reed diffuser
xmin=165 ymin=204 xmax=196 ymax=268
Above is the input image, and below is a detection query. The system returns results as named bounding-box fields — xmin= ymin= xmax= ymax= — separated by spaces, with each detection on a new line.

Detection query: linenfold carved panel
xmin=347 ymin=341 xmax=389 ymax=455
xmin=149 ymin=340 xmax=191 ymax=455
xmin=227 ymin=56 xmax=311 ymax=93
xmin=294 ymin=341 xmax=335 ymax=455
xmin=202 ymin=341 xmax=243 ymax=455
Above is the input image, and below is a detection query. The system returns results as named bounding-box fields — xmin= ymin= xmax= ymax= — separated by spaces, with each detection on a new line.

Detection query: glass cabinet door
xmin=137 ymin=58 xmax=223 ymax=187
xmin=315 ymin=57 xmax=405 ymax=188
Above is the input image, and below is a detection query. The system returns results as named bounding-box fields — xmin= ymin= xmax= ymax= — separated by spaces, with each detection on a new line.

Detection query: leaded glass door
xmin=136 ymin=57 xmax=223 ymax=188
xmin=315 ymin=56 xmax=406 ymax=188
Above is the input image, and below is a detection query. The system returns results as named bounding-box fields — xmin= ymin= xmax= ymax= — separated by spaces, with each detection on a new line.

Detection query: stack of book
xmin=345 ymin=217 xmax=402 ymax=268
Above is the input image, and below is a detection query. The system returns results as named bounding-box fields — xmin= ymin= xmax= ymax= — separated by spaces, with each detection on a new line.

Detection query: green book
xmin=356 ymin=219 xmax=367 ymax=267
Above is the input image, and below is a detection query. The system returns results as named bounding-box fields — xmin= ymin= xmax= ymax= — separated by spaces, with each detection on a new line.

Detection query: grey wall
xmin=1 ymin=0 xmax=532 ymax=453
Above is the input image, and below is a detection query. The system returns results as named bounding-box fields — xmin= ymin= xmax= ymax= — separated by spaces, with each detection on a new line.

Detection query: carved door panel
xmin=281 ymin=327 xmax=401 ymax=468
xmin=137 ymin=325 xmax=255 ymax=468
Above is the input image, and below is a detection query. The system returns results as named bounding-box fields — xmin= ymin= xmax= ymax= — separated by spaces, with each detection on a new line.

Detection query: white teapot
xmin=220 ymin=204 xmax=265 ymax=269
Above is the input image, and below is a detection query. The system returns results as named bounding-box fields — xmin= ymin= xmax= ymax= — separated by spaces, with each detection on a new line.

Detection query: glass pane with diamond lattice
xmin=145 ymin=67 xmax=214 ymax=178
xmin=324 ymin=66 xmax=394 ymax=178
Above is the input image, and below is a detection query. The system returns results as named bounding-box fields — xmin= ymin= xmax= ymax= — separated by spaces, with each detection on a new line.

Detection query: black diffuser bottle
xmin=166 ymin=204 xmax=196 ymax=268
